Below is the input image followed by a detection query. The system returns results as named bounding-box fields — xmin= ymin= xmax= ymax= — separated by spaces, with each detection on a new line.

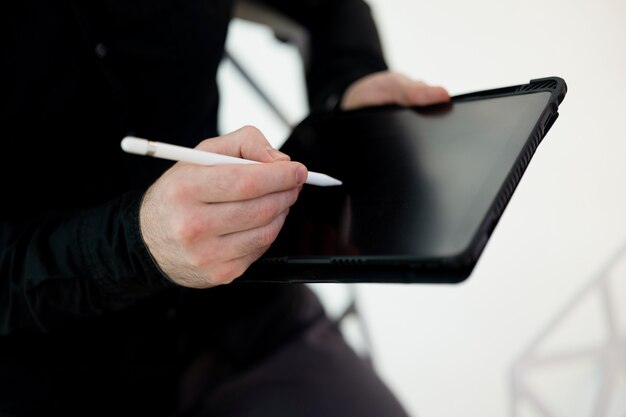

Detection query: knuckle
xmin=239 ymin=124 xmax=264 ymax=139
xmin=187 ymin=246 xmax=222 ymax=274
xmin=212 ymin=262 xmax=247 ymax=285
xmin=162 ymin=180 xmax=189 ymax=203
xmin=235 ymin=175 xmax=260 ymax=197
xmin=186 ymin=250 xmax=208 ymax=270
xmin=172 ymin=220 xmax=199 ymax=246
xmin=172 ymin=213 xmax=211 ymax=246
xmin=197 ymin=138 xmax=214 ymax=149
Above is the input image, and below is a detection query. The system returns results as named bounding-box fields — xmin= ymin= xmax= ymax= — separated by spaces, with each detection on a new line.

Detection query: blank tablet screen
xmin=266 ymin=91 xmax=552 ymax=261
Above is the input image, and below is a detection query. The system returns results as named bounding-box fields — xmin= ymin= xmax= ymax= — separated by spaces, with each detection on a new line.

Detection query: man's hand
xmin=340 ymin=71 xmax=450 ymax=110
xmin=139 ymin=126 xmax=307 ymax=289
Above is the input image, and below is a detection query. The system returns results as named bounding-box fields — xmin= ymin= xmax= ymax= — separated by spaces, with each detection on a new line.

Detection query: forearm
xmin=0 ymin=191 xmax=172 ymax=336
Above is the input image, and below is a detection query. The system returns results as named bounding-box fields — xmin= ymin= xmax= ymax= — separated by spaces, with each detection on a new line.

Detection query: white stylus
xmin=120 ymin=136 xmax=342 ymax=187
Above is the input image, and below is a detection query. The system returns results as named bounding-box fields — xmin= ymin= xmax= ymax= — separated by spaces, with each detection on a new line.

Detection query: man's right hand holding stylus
xmin=139 ymin=125 xmax=307 ymax=288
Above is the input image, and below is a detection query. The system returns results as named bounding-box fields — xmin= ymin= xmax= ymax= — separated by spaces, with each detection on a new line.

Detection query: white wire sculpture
xmin=511 ymin=243 xmax=626 ymax=417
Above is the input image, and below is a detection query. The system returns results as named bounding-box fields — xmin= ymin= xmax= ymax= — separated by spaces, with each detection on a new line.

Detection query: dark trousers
xmin=172 ymin=283 xmax=411 ymax=417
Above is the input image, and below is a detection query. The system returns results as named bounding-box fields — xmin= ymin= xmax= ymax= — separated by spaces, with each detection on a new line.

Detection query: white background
xmin=217 ymin=1 xmax=626 ymax=416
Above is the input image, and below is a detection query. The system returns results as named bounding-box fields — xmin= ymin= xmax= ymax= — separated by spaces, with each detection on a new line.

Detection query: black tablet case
xmin=241 ymin=76 xmax=567 ymax=284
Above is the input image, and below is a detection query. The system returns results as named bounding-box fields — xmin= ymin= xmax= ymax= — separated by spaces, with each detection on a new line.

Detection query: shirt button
xmin=95 ymin=42 xmax=108 ymax=58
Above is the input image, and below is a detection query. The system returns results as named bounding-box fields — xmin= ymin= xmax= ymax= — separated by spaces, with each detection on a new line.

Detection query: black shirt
xmin=1 ymin=0 xmax=387 ymax=414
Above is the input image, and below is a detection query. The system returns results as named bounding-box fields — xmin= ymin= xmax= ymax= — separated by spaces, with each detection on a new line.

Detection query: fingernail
xmin=296 ymin=166 xmax=308 ymax=185
xmin=266 ymin=146 xmax=290 ymax=161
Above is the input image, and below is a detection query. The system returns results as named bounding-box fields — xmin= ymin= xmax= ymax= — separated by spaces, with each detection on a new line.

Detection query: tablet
xmin=240 ymin=76 xmax=567 ymax=284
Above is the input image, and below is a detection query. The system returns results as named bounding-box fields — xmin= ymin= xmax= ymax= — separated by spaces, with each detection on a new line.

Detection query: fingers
xmin=141 ymin=171 xmax=299 ymax=288
xmin=175 ymin=161 xmax=308 ymax=203
xmin=179 ymin=125 xmax=306 ymax=202
xmin=196 ymin=125 xmax=290 ymax=163
xmin=340 ymin=71 xmax=450 ymax=110
xmin=184 ymin=187 xmax=301 ymax=236
xmin=219 ymin=208 xmax=290 ymax=262
xmin=402 ymin=80 xmax=450 ymax=106
xmin=180 ymin=209 xmax=291 ymax=287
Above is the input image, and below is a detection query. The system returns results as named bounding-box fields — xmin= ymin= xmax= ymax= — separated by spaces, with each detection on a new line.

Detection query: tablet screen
xmin=267 ymin=91 xmax=552 ymax=261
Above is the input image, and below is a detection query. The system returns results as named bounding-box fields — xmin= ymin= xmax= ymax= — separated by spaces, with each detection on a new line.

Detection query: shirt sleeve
xmin=0 ymin=190 xmax=174 ymax=336
xmin=252 ymin=0 xmax=389 ymax=112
